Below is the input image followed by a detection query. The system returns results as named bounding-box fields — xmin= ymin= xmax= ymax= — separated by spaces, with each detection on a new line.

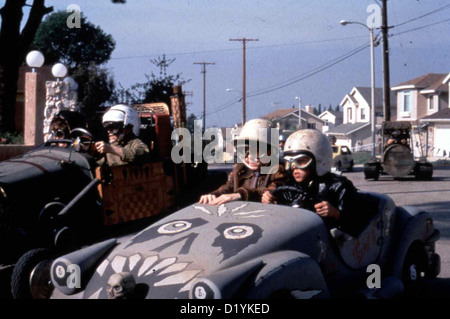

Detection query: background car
xmin=30 ymin=190 xmax=440 ymax=299
xmin=332 ymin=145 xmax=354 ymax=172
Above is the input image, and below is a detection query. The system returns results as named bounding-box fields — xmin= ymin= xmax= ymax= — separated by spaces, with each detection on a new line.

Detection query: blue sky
xmin=11 ymin=0 xmax=450 ymax=127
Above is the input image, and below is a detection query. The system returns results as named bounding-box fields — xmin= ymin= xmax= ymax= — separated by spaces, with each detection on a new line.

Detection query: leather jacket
xmin=210 ymin=163 xmax=292 ymax=202
xmin=273 ymin=173 xmax=368 ymax=236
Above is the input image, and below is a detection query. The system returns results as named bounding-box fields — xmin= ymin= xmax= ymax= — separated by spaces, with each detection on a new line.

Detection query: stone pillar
xmin=24 ymin=72 xmax=46 ymax=146
xmin=43 ymin=78 xmax=79 ymax=141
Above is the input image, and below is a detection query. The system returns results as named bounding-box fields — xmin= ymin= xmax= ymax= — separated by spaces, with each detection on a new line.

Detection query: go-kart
xmin=1 ymin=127 xmax=212 ymax=298
xmin=35 ymin=188 xmax=440 ymax=299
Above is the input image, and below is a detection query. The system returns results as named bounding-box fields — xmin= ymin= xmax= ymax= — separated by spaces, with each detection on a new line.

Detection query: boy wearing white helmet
xmin=262 ymin=129 xmax=361 ymax=234
xmin=95 ymin=105 xmax=150 ymax=166
xmin=199 ymin=119 xmax=291 ymax=205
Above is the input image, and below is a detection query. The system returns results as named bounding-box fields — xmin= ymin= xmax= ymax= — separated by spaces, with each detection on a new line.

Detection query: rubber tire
xmin=11 ymin=248 xmax=54 ymax=299
xmin=0 ymin=193 xmax=21 ymax=265
xmin=348 ymin=161 xmax=354 ymax=172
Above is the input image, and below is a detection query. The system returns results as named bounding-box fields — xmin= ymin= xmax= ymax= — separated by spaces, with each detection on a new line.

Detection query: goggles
xmin=284 ymin=154 xmax=313 ymax=171
xmin=104 ymin=122 xmax=123 ymax=135
xmin=51 ymin=129 xmax=66 ymax=139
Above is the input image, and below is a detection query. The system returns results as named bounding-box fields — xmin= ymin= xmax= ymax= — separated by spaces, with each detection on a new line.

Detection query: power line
xmin=110 ymin=35 xmax=368 ymax=61
xmin=247 ymin=42 xmax=371 ymax=98
xmin=391 ymin=17 xmax=450 ymax=37
xmin=199 ymin=41 xmax=372 ymax=117
xmin=393 ymin=3 xmax=450 ymax=28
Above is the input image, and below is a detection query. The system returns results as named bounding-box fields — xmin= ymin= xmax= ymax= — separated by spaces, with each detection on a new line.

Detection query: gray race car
xmin=34 ymin=189 xmax=441 ymax=300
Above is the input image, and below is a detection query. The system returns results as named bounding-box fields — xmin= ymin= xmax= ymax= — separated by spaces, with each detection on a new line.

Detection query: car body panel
xmin=48 ymin=192 xmax=440 ymax=299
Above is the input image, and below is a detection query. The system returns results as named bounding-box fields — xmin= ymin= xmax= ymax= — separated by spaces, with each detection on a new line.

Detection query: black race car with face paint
xmin=41 ymin=191 xmax=440 ymax=299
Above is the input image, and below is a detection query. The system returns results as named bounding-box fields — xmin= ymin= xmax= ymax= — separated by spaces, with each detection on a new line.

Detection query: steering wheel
xmin=271 ymin=186 xmax=304 ymax=206
xmin=70 ymin=128 xmax=94 ymax=153
xmin=44 ymin=139 xmax=75 ymax=147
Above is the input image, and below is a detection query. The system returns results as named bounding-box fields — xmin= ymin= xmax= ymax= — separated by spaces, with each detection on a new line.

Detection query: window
xmin=307 ymin=123 xmax=316 ymax=129
xmin=403 ymin=91 xmax=412 ymax=112
xmin=325 ymin=119 xmax=329 ymax=126
xmin=361 ymin=108 xmax=366 ymax=120
xmin=433 ymin=95 xmax=439 ymax=110
xmin=428 ymin=96 xmax=433 ymax=110
xmin=347 ymin=108 xmax=352 ymax=121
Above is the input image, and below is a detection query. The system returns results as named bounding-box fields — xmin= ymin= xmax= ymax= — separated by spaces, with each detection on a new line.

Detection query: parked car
xmin=26 ymin=189 xmax=440 ymax=299
xmin=332 ymin=145 xmax=354 ymax=172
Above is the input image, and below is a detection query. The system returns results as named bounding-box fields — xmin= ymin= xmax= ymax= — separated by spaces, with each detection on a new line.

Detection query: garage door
xmin=434 ymin=124 xmax=450 ymax=156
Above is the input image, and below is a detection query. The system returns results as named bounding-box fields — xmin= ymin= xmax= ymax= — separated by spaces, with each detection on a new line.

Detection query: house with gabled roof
xmin=260 ymin=105 xmax=326 ymax=134
xmin=417 ymin=73 xmax=450 ymax=157
xmin=324 ymin=86 xmax=396 ymax=150
xmin=319 ymin=109 xmax=343 ymax=133
xmin=392 ymin=73 xmax=448 ymax=122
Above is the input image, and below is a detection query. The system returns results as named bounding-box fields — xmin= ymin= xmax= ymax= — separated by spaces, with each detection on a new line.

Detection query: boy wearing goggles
xmin=95 ymin=105 xmax=149 ymax=166
xmin=262 ymin=129 xmax=361 ymax=235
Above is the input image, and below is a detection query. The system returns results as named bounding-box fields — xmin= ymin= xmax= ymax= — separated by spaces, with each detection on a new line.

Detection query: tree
xmin=318 ymin=103 xmax=322 ymax=115
xmin=125 ymin=54 xmax=190 ymax=107
xmin=335 ymin=105 xmax=341 ymax=112
xmin=32 ymin=11 xmax=115 ymax=69
xmin=32 ymin=11 xmax=116 ymax=133
xmin=0 ymin=0 xmax=121 ymax=133
xmin=0 ymin=0 xmax=53 ymax=133
xmin=186 ymin=113 xmax=198 ymax=134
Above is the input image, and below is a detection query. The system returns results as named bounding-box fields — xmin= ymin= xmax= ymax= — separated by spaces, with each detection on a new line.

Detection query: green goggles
xmin=284 ymin=154 xmax=314 ymax=171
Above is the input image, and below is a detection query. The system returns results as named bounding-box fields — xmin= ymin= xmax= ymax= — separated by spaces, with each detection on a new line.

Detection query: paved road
xmin=342 ymin=165 xmax=450 ymax=297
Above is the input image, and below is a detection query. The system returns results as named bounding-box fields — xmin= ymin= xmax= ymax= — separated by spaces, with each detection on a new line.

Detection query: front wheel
xmin=11 ymin=248 xmax=55 ymax=299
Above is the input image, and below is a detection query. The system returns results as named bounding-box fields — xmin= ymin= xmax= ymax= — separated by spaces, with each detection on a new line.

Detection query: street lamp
xmin=340 ymin=19 xmax=376 ymax=157
xmin=295 ymin=96 xmax=302 ymax=129
xmin=52 ymin=63 xmax=68 ymax=81
xmin=26 ymin=51 xmax=45 ymax=73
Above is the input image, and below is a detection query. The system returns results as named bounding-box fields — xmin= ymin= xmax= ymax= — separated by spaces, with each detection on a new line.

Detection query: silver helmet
xmin=284 ymin=129 xmax=332 ymax=176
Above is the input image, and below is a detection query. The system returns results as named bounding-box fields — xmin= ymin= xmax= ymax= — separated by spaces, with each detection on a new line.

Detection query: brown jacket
xmin=97 ymin=134 xmax=150 ymax=166
xmin=210 ymin=163 xmax=291 ymax=202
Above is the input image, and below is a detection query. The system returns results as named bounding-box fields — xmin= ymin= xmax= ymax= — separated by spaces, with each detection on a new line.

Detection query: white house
xmin=418 ymin=73 xmax=450 ymax=158
xmin=319 ymin=109 xmax=342 ymax=133
xmin=325 ymin=87 xmax=396 ymax=150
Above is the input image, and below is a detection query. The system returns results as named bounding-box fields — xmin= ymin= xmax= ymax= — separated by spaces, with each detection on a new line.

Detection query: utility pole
xmin=229 ymin=37 xmax=259 ymax=125
xmin=381 ymin=0 xmax=391 ymax=122
xmin=194 ymin=62 xmax=215 ymax=131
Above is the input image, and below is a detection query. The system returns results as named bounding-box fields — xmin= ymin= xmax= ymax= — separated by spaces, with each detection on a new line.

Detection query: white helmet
xmin=234 ymin=118 xmax=276 ymax=148
xmin=233 ymin=118 xmax=278 ymax=170
xmin=102 ymin=104 xmax=140 ymax=136
xmin=284 ymin=129 xmax=332 ymax=177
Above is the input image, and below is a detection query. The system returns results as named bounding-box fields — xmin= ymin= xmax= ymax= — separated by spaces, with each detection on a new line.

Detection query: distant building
xmin=260 ymin=105 xmax=326 ymax=134
xmin=392 ymin=73 xmax=448 ymax=122
xmin=325 ymin=86 xmax=396 ymax=150
xmin=319 ymin=109 xmax=343 ymax=133
xmin=401 ymin=72 xmax=450 ymax=157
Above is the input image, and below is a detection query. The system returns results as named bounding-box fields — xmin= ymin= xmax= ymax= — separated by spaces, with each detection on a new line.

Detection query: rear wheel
xmin=11 ymin=248 xmax=55 ymax=299
xmin=0 ymin=193 xmax=27 ymax=264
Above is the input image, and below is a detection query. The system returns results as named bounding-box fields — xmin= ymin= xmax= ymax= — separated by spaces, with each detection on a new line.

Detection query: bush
xmin=353 ymin=151 xmax=372 ymax=164
xmin=0 ymin=132 xmax=24 ymax=144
